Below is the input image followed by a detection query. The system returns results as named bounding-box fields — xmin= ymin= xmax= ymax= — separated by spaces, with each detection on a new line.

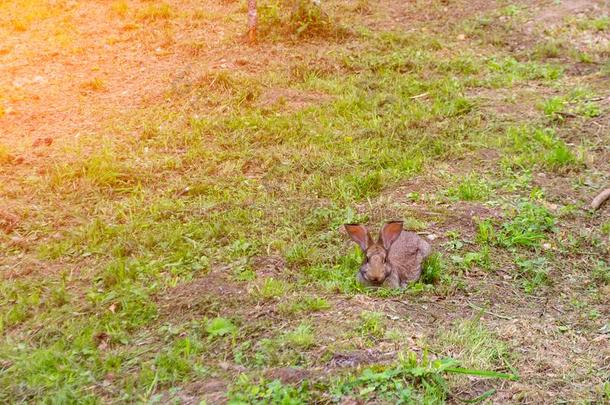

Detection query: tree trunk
xmin=247 ymin=0 xmax=257 ymax=43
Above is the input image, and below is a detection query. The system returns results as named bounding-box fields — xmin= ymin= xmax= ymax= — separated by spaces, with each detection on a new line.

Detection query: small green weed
xmin=421 ymin=252 xmax=445 ymax=284
xmin=505 ymin=126 xmax=579 ymax=172
xmin=515 ymin=257 xmax=550 ymax=293
xmin=358 ymin=311 xmax=385 ymax=339
xmin=228 ymin=374 xmax=311 ymax=403
xmin=280 ymin=296 xmax=331 ymax=314
xmin=251 ymin=278 xmax=288 ymax=301
xmin=577 ymin=16 xmax=609 ymax=31
xmin=591 ymin=261 xmax=610 ymax=285
xmin=476 ymin=219 xmax=496 ymax=245
xmin=447 ymin=174 xmax=490 ymax=201
xmin=498 ymin=201 xmax=556 ymax=248
xmin=259 ymin=0 xmax=350 ymax=40
xmin=533 ymin=41 xmax=564 ymax=60
xmin=540 ymin=96 xmax=566 ymax=121
xmin=228 ymin=351 xmax=516 ymax=403
xmin=205 ymin=317 xmax=237 ymax=338
xmin=283 ymin=323 xmax=315 ymax=349
xmin=451 ymin=247 xmax=491 ymax=271
xmin=334 ymin=351 xmax=516 ymax=402
xmin=486 ymin=57 xmax=562 ymax=86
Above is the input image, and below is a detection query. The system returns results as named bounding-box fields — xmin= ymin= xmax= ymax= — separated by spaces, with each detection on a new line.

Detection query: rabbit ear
xmin=345 ymin=224 xmax=373 ymax=251
xmin=379 ymin=221 xmax=403 ymax=250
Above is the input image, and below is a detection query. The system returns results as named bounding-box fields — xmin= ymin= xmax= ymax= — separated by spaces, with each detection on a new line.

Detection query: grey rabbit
xmin=345 ymin=221 xmax=432 ymax=288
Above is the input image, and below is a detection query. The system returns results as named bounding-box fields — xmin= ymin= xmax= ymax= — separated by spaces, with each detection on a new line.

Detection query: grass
xmin=447 ymin=174 xmax=491 ymax=201
xmin=228 ymin=351 xmax=516 ymax=403
xmin=137 ymin=2 xmax=173 ymax=21
xmin=435 ymin=317 xmax=510 ymax=371
xmin=358 ymin=311 xmax=386 ymax=340
xmin=498 ymin=200 xmax=556 ymax=249
xmin=0 ymin=143 xmax=11 ymax=164
xmin=1 ymin=0 xmax=609 ymax=403
xmin=80 ymin=77 xmax=107 ymax=92
xmin=283 ymin=323 xmax=315 ymax=349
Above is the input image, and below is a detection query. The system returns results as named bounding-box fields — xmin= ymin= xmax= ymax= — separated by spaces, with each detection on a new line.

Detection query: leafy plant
xmin=540 ymin=96 xmax=566 ymax=120
xmin=515 ymin=257 xmax=550 ymax=293
xmin=334 ymin=351 xmax=517 ymax=402
xmin=498 ymin=201 xmax=556 ymax=248
xmin=228 ymin=374 xmax=311 ymax=404
xmin=205 ymin=317 xmax=237 ymax=338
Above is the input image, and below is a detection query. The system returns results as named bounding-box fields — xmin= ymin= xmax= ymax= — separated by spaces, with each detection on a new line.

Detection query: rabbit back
xmin=388 ymin=231 xmax=431 ymax=283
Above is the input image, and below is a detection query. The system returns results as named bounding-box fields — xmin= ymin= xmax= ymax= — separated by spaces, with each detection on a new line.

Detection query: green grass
xmin=279 ymin=295 xmax=331 ymax=314
xmin=447 ymin=174 xmax=491 ymax=201
xmin=503 ymin=126 xmax=579 ymax=172
xmin=227 ymin=351 xmax=516 ymax=403
xmin=515 ymin=257 xmax=550 ymax=293
xmin=205 ymin=317 xmax=237 ymax=338
xmin=358 ymin=311 xmax=385 ymax=340
xmin=435 ymin=317 xmax=510 ymax=370
xmin=498 ymin=200 xmax=556 ymax=249
xmin=283 ymin=323 xmax=315 ymax=349
xmin=1 ymin=0 xmax=608 ymax=403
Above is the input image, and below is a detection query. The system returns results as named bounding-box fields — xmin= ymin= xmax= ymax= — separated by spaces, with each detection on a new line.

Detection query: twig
xmin=467 ymin=302 xmax=512 ymax=320
xmin=591 ymin=188 xmax=610 ymax=210
xmin=550 ymin=305 xmax=564 ymax=314
xmin=409 ymin=92 xmax=429 ymax=99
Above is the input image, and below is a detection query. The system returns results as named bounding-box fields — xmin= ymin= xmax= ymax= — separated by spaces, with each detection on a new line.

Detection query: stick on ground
xmin=591 ymin=188 xmax=610 ymax=210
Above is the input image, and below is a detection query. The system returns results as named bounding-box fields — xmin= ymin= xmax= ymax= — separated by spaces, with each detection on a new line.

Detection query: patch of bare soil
xmin=371 ymin=0 xmax=501 ymax=31
xmin=535 ymin=0 xmax=604 ymax=23
xmin=0 ymin=208 xmax=19 ymax=233
xmin=157 ymin=268 xmax=248 ymax=321
xmin=329 ymin=349 xmax=395 ymax=368
xmin=431 ymin=201 xmax=501 ymax=238
xmin=265 ymin=367 xmax=311 ymax=384
xmin=250 ymin=255 xmax=286 ymax=278
xmin=164 ymin=378 xmax=228 ymax=405
xmin=469 ymin=86 xmax=553 ymax=122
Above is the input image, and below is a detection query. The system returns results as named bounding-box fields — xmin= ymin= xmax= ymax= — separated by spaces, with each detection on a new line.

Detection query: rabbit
xmin=344 ymin=221 xmax=432 ymax=288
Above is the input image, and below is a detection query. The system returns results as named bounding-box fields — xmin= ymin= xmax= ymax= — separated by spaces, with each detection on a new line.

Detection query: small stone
xmin=426 ymin=233 xmax=437 ymax=241
xmin=542 ymin=243 xmax=551 ymax=250
xmin=457 ymin=34 xmax=465 ymax=40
